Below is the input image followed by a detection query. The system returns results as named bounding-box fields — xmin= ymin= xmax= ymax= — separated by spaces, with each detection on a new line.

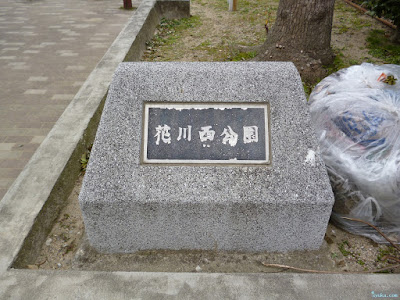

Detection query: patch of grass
xmin=196 ymin=40 xmax=212 ymax=48
xmin=143 ymin=16 xmax=201 ymax=60
xmin=192 ymin=39 xmax=228 ymax=60
xmin=324 ymin=50 xmax=347 ymax=74
xmin=229 ymin=50 xmax=257 ymax=61
xmin=143 ymin=0 xmax=269 ymax=62
xmin=196 ymin=0 xmax=207 ymax=6
xmin=338 ymin=25 xmax=350 ymax=34
xmin=377 ymin=269 xmax=392 ymax=273
xmin=212 ymin=0 xmax=273 ymax=13
xmin=323 ymin=47 xmax=363 ymax=76
xmin=193 ymin=37 xmax=258 ymax=62
xmin=159 ymin=16 xmax=201 ymax=45
xmin=351 ymin=17 xmax=372 ymax=29
xmin=348 ymin=58 xmax=360 ymax=65
xmin=210 ymin=0 xmax=276 ymax=28
xmin=211 ymin=0 xmax=228 ymax=11
xmin=366 ymin=29 xmax=400 ymax=64
xmin=364 ymin=56 xmax=375 ymax=63
xmin=335 ymin=0 xmax=354 ymax=13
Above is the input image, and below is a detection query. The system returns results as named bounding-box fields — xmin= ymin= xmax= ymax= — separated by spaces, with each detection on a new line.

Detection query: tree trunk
xmin=256 ymin=0 xmax=336 ymax=83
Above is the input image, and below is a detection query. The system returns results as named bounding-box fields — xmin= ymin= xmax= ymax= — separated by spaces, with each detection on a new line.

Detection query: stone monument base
xmin=79 ymin=62 xmax=334 ymax=253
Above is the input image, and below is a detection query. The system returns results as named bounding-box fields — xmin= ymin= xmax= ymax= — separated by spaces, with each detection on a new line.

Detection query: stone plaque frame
xmin=80 ymin=62 xmax=335 ymax=253
xmin=142 ymin=102 xmax=271 ymax=165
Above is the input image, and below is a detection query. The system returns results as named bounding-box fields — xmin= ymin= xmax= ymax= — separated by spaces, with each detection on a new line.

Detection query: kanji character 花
xmin=154 ymin=124 xmax=172 ymax=145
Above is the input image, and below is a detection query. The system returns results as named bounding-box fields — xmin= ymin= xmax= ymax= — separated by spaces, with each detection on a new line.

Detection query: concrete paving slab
xmin=0 ymin=0 xmax=135 ymax=200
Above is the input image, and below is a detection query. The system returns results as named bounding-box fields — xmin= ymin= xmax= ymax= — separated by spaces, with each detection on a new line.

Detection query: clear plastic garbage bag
xmin=309 ymin=63 xmax=400 ymax=244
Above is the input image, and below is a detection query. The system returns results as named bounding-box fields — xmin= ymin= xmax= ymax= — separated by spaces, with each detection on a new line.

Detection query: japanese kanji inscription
xmin=142 ymin=103 xmax=270 ymax=164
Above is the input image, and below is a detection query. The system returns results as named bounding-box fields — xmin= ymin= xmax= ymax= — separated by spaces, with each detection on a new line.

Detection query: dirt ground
xmin=141 ymin=0 xmax=390 ymax=67
xmin=29 ymin=0 xmax=399 ymax=273
xmin=30 ymin=176 xmax=398 ymax=273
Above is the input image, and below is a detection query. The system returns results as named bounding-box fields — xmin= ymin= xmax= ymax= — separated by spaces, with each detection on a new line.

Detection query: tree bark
xmin=256 ymin=0 xmax=336 ymax=83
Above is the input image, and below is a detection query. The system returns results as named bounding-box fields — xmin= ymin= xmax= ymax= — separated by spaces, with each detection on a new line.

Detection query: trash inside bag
xmin=309 ymin=63 xmax=400 ymax=244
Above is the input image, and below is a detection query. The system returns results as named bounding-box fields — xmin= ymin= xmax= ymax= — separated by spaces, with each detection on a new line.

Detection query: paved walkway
xmin=0 ymin=0 xmax=135 ymax=200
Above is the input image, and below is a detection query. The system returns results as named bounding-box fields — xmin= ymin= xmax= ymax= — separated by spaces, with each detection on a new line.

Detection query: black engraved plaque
xmin=142 ymin=103 xmax=270 ymax=164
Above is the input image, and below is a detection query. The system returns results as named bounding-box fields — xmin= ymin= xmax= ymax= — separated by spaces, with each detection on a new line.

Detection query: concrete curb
xmin=0 ymin=0 xmax=399 ymax=298
xmin=0 ymin=270 xmax=399 ymax=300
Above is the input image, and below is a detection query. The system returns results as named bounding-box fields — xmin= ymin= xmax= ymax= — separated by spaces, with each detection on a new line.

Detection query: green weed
xmin=348 ymin=59 xmax=360 ymax=65
xmin=196 ymin=40 xmax=212 ymax=48
xmin=323 ymin=47 xmax=363 ymax=75
xmin=351 ymin=17 xmax=371 ymax=29
xmin=377 ymin=246 xmax=397 ymax=262
xmin=335 ymin=0 xmax=354 ymax=12
xmin=338 ymin=25 xmax=350 ymax=34
xmin=357 ymin=259 xmax=365 ymax=266
xmin=229 ymin=50 xmax=257 ymax=61
xmin=324 ymin=50 xmax=347 ymax=74
xmin=303 ymin=82 xmax=315 ymax=99
xmin=143 ymin=16 xmax=201 ymax=60
xmin=338 ymin=240 xmax=351 ymax=257
xmin=80 ymin=144 xmax=92 ymax=173
xmin=367 ymin=29 xmax=400 ymax=64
